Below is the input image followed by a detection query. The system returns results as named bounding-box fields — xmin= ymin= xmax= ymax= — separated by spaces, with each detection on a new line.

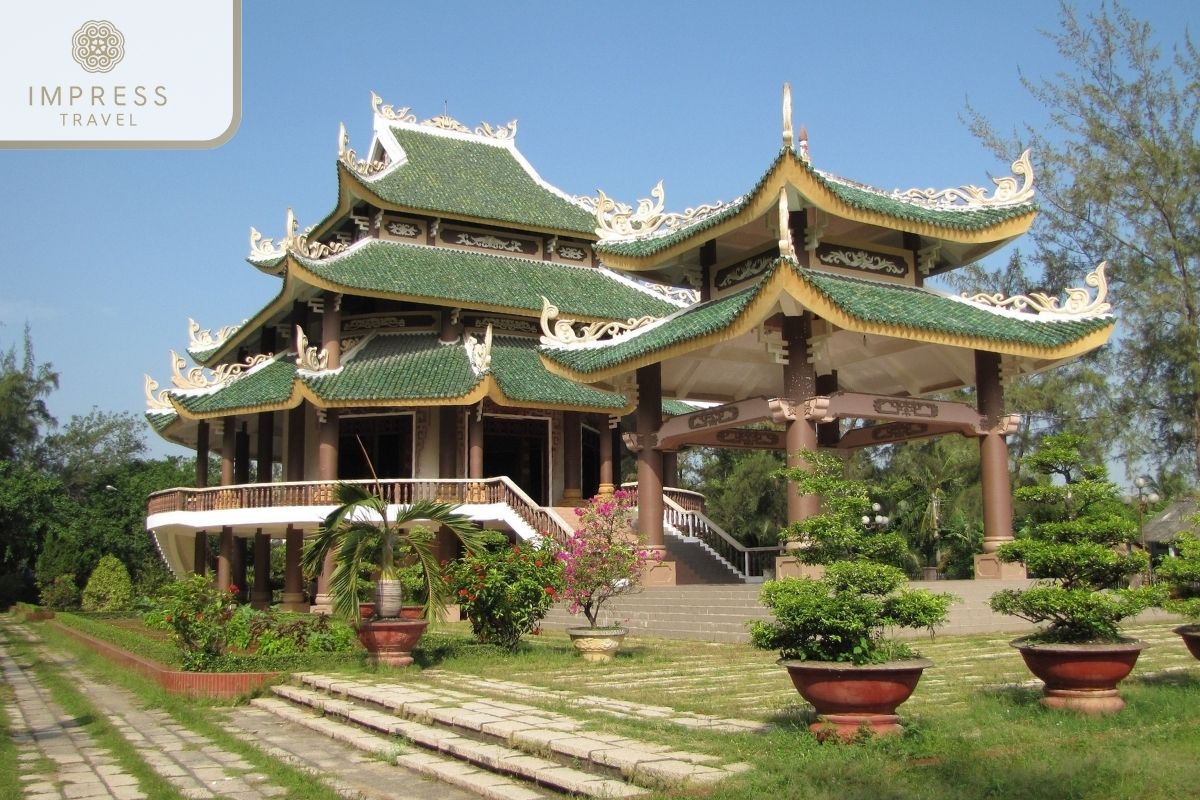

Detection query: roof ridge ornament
xmin=169 ymin=351 xmax=275 ymax=391
xmin=592 ymin=180 xmax=742 ymax=242
xmin=892 ymin=149 xmax=1035 ymax=209
xmin=188 ymin=318 xmax=245 ymax=350
xmin=539 ymin=296 xmax=658 ymax=346
xmin=465 ymin=324 xmax=493 ymax=375
xmin=144 ymin=375 xmax=172 ymax=411
xmin=370 ymin=91 xmax=518 ymax=141
xmin=782 ymin=82 xmax=793 ymax=150
xmin=294 ymin=325 xmax=329 ymax=371
xmin=249 ymin=208 xmax=350 ymax=261
xmin=337 ymin=121 xmax=388 ymax=177
xmin=370 ymin=91 xmax=416 ymax=122
xmin=961 ymin=262 xmax=1111 ymax=317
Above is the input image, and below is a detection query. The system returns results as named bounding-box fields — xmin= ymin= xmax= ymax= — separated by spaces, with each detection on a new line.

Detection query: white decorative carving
xmin=249 ymin=227 xmax=284 ymax=260
xmin=454 ymin=232 xmax=525 ymax=253
xmin=249 ymin=208 xmax=346 ymax=261
xmin=593 ymin=180 xmax=742 ymax=242
xmin=632 ymin=278 xmax=700 ymax=305
xmin=539 ymin=297 xmax=658 ymax=346
xmin=370 ymin=91 xmax=416 ymax=122
xmin=294 ymin=325 xmax=329 ymax=371
xmin=144 ymin=375 xmax=172 ymax=410
xmin=778 ymin=191 xmax=797 ymax=261
xmin=386 ymin=221 xmax=420 ymax=238
xmin=170 ymin=351 xmax=212 ymax=390
xmin=169 ymin=351 xmax=273 ymax=391
xmin=337 ymin=121 xmax=387 ymax=177
xmin=893 ymin=149 xmax=1035 ymax=208
xmin=188 ymin=318 xmax=244 ymax=350
xmin=465 ymin=324 xmax=493 ymax=375
xmin=782 ymin=82 xmax=793 ymax=149
xmin=820 ymin=248 xmax=906 ymax=276
xmin=475 ymin=120 xmax=517 ymax=140
xmin=421 ymin=114 xmax=470 ymax=133
xmin=716 ymin=255 xmax=776 ymax=289
xmin=961 ymin=262 xmax=1112 ymax=317
xmin=557 ymin=245 xmax=587 ymax=261
xmin=918 ymin=243 xmax=941 ymax=276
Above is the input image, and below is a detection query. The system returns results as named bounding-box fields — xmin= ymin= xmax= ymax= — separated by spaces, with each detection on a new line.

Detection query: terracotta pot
xmin=355 ymin=619 xmax=428 ymax=667
xmin=399 ymin=606 xmax=425 ymax=620
xmin=780 ymin=658 xmax=932 ymax=740
xmin=358 ymin=602 xmax=376 ymax=619
xmin=1175 ymin=625 xmax=1200 ymax=660
xmin=566 ymin=627 xmax=627 ymax=663
xmin=1011 ymin=638 xmax=1147 ymax=714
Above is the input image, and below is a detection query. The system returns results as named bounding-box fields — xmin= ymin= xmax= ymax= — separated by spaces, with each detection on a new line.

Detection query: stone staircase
xmin=252 ymin=673 xmax=748 ymax=799
xmin=663 ymin=532 xmax=745 ymax=584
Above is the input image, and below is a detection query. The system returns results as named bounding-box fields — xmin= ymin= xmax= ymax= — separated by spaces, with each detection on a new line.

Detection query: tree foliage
xmin=968 ymin=1 xmax=1200 ymax=479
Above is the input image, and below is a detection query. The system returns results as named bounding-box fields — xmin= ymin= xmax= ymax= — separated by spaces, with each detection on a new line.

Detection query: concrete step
xmin=262 ymin=674 xmax=744 ymax=798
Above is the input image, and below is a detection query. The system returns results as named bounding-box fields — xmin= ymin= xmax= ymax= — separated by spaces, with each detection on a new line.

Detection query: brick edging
xmin=50 ymin=621 xmax=280 ymax=699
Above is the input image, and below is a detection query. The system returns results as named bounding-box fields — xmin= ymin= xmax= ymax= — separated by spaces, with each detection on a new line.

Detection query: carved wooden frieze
xmin=461 ymin=314 xmax=540 ymax=337
xmin=342 ymin=312 xmax=438 ymax=333
xmin=442 ymin=226 xmax=539 ymax=256
xmin=379 ymin=215 xmax=426 ymax=242
xmin=688 ymin=405 xmax=740 ymax=430
xmin=815 ymin=241 xmax=911 ymax=279
xmin=714 ymin=248 xmax=780 ymax=291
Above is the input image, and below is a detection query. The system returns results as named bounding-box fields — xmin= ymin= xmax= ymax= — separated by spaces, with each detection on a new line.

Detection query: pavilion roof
xmin=593 ymin=149 xmax=1037 ymax=266
xmin=539 ymin=259 xmax=1113 ymax=381
xmin=162 ymin=333 xmax=630 ymax=421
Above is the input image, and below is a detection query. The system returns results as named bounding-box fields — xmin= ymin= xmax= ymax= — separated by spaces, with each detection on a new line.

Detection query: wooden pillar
xmin=286 ymin=405 xmax=305 ymax=480
xmin=192 ymin=531 xmax=207 ymax=576
xmin=974 ymin=350 xmax=1022 ymax=579
xmin=816 ymin=372 xmax=841 ymax=447
xmin=636 ymin=365 xmax=673 ymax=584
xmin=699 ymin=240 xmax=716 ymax=302
xmin=220 ymin=417 xmax=236 ymax=485
xmin=314 ymin=409 xmax=339 ymax=611
xmin=234 ymin=423 xmax=251 ymax=485
xmin=216 ymin=526 xmax=233 ymax=591
xmin=661 ymin=451 xmax=679 ymax=488
xmin=467 ymin=406 xmax=485 ymax=502
xmin=256 ymin=412 xmax=274 ymax=483
xmin=252 ymin=530 xmax=271 ymax=609
xmin=562 ymin=411 xmax=582 ymax=505
xmin=231 ymin=535 xmax=248 ymax=601
xmin=195 ymin=420 xmax=209 ymax=488
xmin=783 ymin=314 xmax=820 ymax=523
xmin=598 ymin=416 xmax=614 ymax=497
xmin=281 ymin=525 xmax=306 ymax=612
xmin=322 ymin=292 xmax=341 ymax=370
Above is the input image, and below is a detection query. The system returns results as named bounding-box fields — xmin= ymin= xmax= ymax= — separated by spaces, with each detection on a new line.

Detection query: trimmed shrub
xmin=40 ymin=573 xmax=80 ymax=610
xmin=82 ymin=555 xmax=134 ymax=612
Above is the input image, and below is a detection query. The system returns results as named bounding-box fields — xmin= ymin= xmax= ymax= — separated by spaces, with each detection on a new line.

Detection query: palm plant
xmin=302 ymin=484 xmax=484 ymax=622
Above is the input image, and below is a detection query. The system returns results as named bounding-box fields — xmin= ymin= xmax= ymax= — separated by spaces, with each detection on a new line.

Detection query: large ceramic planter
xmin=566 ymin=627 xmax=627 ymax=663
xmin=1011 ymin=638 xmax=1147 ymax=714
xmin=780 ymin=658 xmax=932 ymax=740
xmin=355 ymin=619 xmax=428 ymax=667
xmin=1175 ymin=625 xmax=1200 ymax=660
xmin=375 ymin=579 xmax=404 ymax=619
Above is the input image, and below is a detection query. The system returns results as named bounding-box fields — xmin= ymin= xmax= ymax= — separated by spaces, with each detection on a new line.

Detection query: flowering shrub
xmin=447 ymin=534 xmax=564 ymax=650
xmin=225 ymin=604 xmax=357 ymax=655
xmin=558 ymin=490 xmax=662 ymax=628
xmin=142 ymin=574 xmax=239 ymax=671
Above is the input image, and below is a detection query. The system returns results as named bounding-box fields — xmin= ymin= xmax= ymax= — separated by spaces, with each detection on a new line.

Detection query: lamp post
xmin=862 ymin=502 xmax=890 ymax=532
xmin=1133 ymin=476 xmax=1160 ymax=583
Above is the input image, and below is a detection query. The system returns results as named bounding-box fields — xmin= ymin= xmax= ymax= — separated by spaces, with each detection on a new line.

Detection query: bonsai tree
xmin=750 ymin=451 xmax=954 ymax=664
xmin=1158 ymin=521 xmax=1200 ymax=627
xmin=302 ymin=485 xmax=484 ymax=622
xmin=558 ymin=489 xmax=662 ymax=628
xmin=989 ymin=433 xmax=1164 ymax=642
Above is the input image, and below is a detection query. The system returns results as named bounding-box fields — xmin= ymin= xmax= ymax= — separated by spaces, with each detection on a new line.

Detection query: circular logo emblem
xmin=71 ymin=20 xmax=125 ymax=74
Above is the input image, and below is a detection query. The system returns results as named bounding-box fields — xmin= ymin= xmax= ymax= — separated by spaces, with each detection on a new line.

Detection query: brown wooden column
xmin=195 ymin=420 xmax=210 ymax=488
xmin=286 ymin=405 xmax=305 ymax=481
xmin=234 ymin=423 xmax=251 ymax=485
xmin=322 ymin=292 xmax=341 ymax=370
xmin=562 ymin=411 xmax=583 ymax=505
xmin=636 ymin=365 xmax=674 ymax=585
xmin=661 ymin=451 xmax=679 ymax=489
xmin=252 ymin=530 xmax=271 ymax=609
xmin=816 ymin=372 xmax=841 ymax=447
xmin=256 ymin=412 xmax=274 ymax=483
xmin=467 ymin=407 xmax=485 ymax=502
xmin=231 ymin=536 xmax=248 ymax=601
xmin=783 ymin=314 xmax=820 ymax=524
xmin=598 ymin=416 xmax=614 ymax=497
xmin=313 ymin=409 xmax=339 ymax=611
xmin=281 ymin=524 xmax=306 ymax=611
xmin=216 ymin=526 xmax=233 ymax=591
xmin=220 ymin=417 xmax=236 ymax=485
xmin=974 ymin=350 xmax=1022 ymax=579
xmin=192 ymin=531 xmax=207 ymax=576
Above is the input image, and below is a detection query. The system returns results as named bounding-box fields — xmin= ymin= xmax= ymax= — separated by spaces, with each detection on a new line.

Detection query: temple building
xmin=144 ymin=86 xmax=1115 ymax=608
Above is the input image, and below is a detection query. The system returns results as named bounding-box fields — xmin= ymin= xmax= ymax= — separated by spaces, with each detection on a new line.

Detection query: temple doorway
xmin=338 ymin=414 xmax=414 ymax=479
xmin=484 ymin=415 xmax=549 ymax=505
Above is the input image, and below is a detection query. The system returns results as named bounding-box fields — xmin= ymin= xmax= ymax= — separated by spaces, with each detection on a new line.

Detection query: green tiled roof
xmin=541 ymin=259 xmax=1111 ymax=375
xmin=171 ymin=360 xmax=297 ymax=415
xmin=542 ymin=284 xmax=758 ymax=375
xmin=305 ymin=334 xmax=478 ymax=402
xmin=354 ymin=126 xmax=596 ymax=234
xmin=187 ymin=345 xmax=221 ymax=362
xmin=296 ymin=239 xmax=677 ymax=320
xmin=489 ymin=338 xmax=626 ymax=409
xmin=146 ymin=411 xmax=178 ymax=433
xmin=800 ymin=267 xmax=1111 ymax=348
xmin=662 ymin=399 xmax=703 ymax=417
xmin=595 ymin=149 xmax=1035 ymax=258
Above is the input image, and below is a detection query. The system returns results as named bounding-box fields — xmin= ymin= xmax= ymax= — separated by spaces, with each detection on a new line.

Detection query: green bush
xmin=446 ymin=534 xmax=564 ymax=650
xmin=1159 ymin=527 xmax=1200 ymax=621
xmin=39 ymin=573 xmax=80 ymax=610
xmin=81 ymin=555 xmax=133 ymax=612
xmin=751 ymin=452 xmax=954 ymax=664
xmin=226 ymin=604 xmax=357 ymax=656
xmin=142 ymin=574 xmax=239 ymax=671
xmin=990 ymin=434 xmax=1164 ymax=642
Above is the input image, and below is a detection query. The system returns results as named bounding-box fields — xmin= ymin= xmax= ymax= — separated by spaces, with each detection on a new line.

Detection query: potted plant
xmin=750 ymin=452 xmax=954 ymax=740
xmin=557 ymin=489 xmax=662 ymax=662
xmin=989 ymin=434 xmax=1164 ymax=713
xmin=1156 ymin=523 xmax=1200 ymax=660
xmin=302 ymin=484 xmax=483 ymax=666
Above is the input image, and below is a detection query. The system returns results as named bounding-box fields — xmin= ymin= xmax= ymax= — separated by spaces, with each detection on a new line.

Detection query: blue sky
xmin=0 ymin=0 xmax=1195 ymax=459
